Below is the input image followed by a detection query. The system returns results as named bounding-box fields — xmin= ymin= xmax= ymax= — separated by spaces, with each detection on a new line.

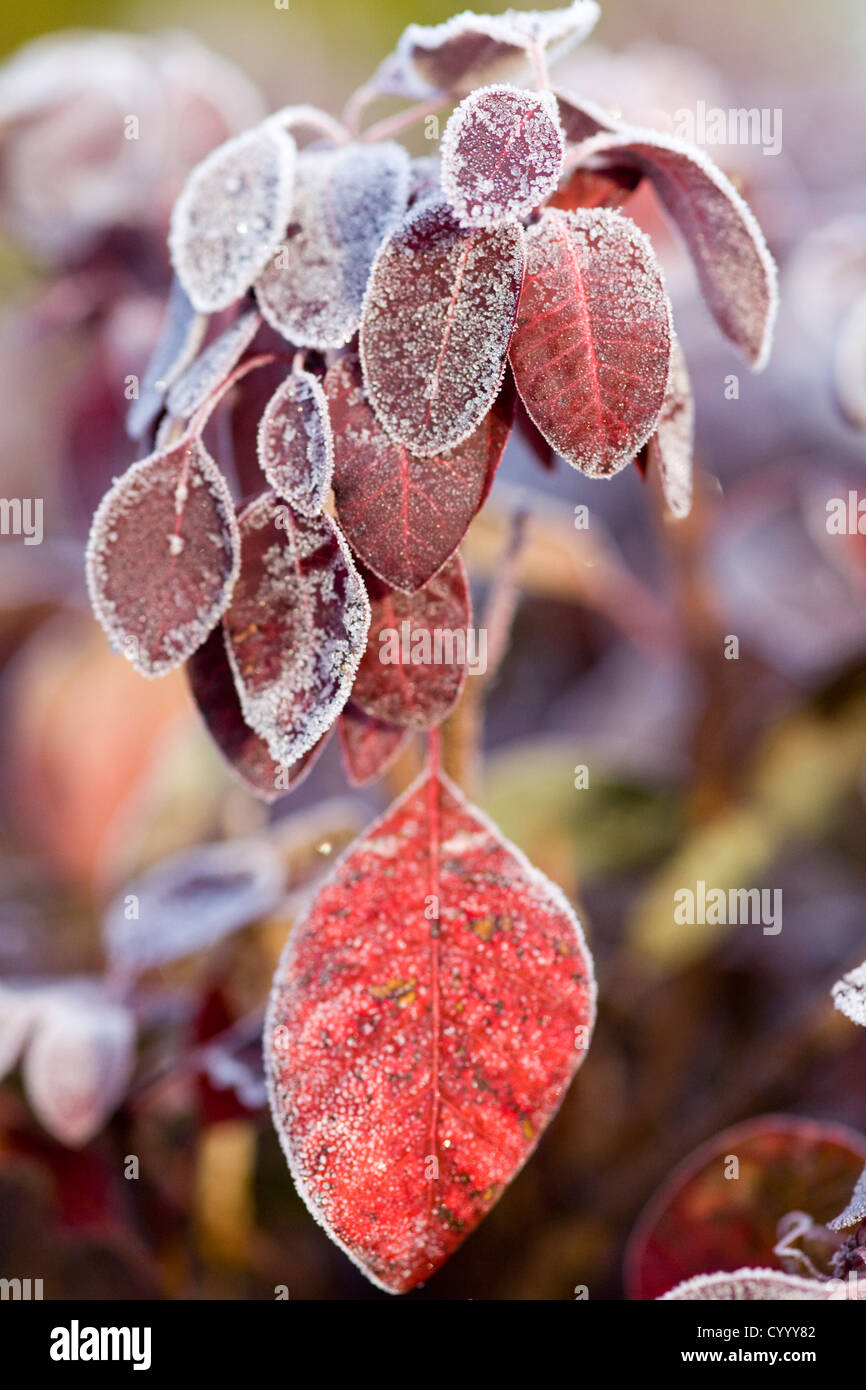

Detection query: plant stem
xmin=361 ymin=96 xmax=450 ymax=145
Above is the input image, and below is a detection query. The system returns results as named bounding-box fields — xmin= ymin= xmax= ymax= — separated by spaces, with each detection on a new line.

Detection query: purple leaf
xmin=338 ymin=701 xmax=411 ymax=787
xmin=441 ymin=84 xmax=564 ymax=228
xmin=126 ymin=275 xmax=206 ymax=441
xmin=257 ymin=369 xmax=334 ymax=516
xmin=166 ymin=306 xmax=261 ymax=419
xmin=645 ymin=336 xmax=694 ymax=518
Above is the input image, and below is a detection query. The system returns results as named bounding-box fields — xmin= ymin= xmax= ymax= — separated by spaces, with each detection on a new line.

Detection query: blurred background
xmin=1 ymin=0 xmax=865 ymax=1300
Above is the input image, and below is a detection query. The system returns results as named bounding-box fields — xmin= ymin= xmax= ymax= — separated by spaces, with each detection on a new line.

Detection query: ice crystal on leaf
xmin=169 ymin=120 xmax=296 ymax=313
xmin=126 ymin=275 xmax=206 ymax=441
xmin=509 ymin=207 xmax=672 ymax=477
xmin=337 ymin=702 xmax=411 ymax=787
xmin=829 ymin=1162 xmax=866 ymax=1231
xmin=85 ymin=436 xmax=240 ymax=677
xmin=441 ymin=84 xmax=564 ymax=227
xmin=223 ymin=494 xmax=370 ymax=768
xmin=351 ymin=554 xmax=471 ymax=729
xmin=257 ymin=369 xmax=334 ymax=517
xmin=645 ymin=336 xmax=694 ymax=519
xmin=265 ymin=769 xmax=595 ymax=1293
xmin=255 ymin=143 xmax=409 ymax=350
xmin=325 ymin=354 xmax=513 ymax=593
xmin=360 ymin=198 xmax=524 ymax=456
xmin=660 ymin=1269 xmax=860 ymax=1301
xmin=166 ymin=306 xmax=261 ymax=419
xmin=832 ymin=960 xmax=866 ymax=1028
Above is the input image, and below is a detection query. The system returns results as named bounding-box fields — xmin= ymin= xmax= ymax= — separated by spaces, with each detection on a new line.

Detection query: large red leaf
xmin=574 ymin=129 xmax=778 ymax=369
xmin=188 ymin=624 xmax=330 ymax=802
xmin=625 ymin=1115 xmax=866 ymax=1301
xmin=265 ymin=769 xmax=596 ymax=1292
xmin=441 ymin=85 xmax=564 ymax=228
xmin=338 ymin=701 xmax=410 ymax=788
xmin=508 ymin=207 xmax=672 ymax=477
xmin=223 ymin=494 xmax=370 ymax=767
xmin=350 ymin=554 xmax=471 ymax=730
xmin=324 ymin=354 xmax=514 ymax=593
xmin=86 ymin=435 xmax=240 ymax=676
xmin=359 ymin=199 xmax=525 ymax=456
xmin=257 ymin=369 xmax=334 ymax=517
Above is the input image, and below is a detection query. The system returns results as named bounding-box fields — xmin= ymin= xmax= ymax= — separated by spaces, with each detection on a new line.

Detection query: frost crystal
xmin=169 ymin=120 xmax=297 ymax=313
xmin=660 ymin=1268 xmax=842 ymax=1301
xmin=166 ymin=306 xmax=260 ymax=419
xmin=85 ymin=436 xmax=240 ymax=676
xmin=360 ymin=198 xmax=524 ymax=456
xmin=255 ymin=143 xmax=409 ymax=350
xmin=829 ymin=1161 xmax=866 ymax=1231
xmin=832 ymin=960 xmax=866 ymax=1028
xmin=257 ymin=369 xmax=334 ymax=516
xmin=223 ymin=494 xmax=370 ymax=767
xmin=441 ymin=84 xmax=564 ymax=228
xmin=126 ymin=275 xmax=206 ymax=440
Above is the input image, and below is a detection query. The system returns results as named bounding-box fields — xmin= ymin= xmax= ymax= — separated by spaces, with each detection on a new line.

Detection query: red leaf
xmin=645 ymin=335 xmax=694 ymax=518
xmin=338 ymin=701 xmax=410 ymax=787
xmin=86 ymin=435 xmax=240 ymax=676
xmin=441 ymin=85 xmax=564 ymax=228
xmin=188 ymin=625 xmax=330 ymax=802
xmin=265 ymin=769 xmax=595 ymax=1292
xmin=554 ymin=89 xmax=617 ymax=143
xmin=257 ymin=369 xmax=334 ymax=517
xmin=360 ymin=199 xmax=525 ymax=456
xmin=625 ymin=1115 xmax=866 ymax=1301
xmin=549 ymin=164 xmax=640 ymax=213
xmin=223 ymin=493 xmax=370 ymax=766
xmin=508 ymin=207 xmax=672 ymax=477
xmin=324 ymin=354 xmax=514 ymax=593
xmin=575 ymin=129 xmax=778 ymax=368
xmin=350 ymin=554 xmax=471 ymax=730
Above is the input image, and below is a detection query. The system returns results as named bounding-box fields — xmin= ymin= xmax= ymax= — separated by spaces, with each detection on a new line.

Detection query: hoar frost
xmin=257 ymin=369 xmax=334 ymax=517
xmin=441 ymin=84 xmax=564 ymax=227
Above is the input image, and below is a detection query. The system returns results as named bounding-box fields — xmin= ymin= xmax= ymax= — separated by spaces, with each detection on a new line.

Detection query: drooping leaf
xmin=360 ymin=199 xmax=524 ymax=456
xmin=324 ymin=354 xmax=514 ymax=593
xmin=338 ymin=701 xmax=411 ymax=787
xmin=188 ymin=625 xmax=331 ymax=802
xmin=126 ymin=275 xmax=206 ymax=441
xmin=257 ymin=369 xmax=334 ymax=516
xmin=350 ymin=555 xmax=471 ymax=729
xmin=554 ymin=89 xmax=617 ymax=143
xmin=166 ymin=306 xmax=261 ymax=419
xmin=372 ymin=2 xmax=601 ymax=101
xmin=169 ymin=120 xmax=297 ymax=313
xmin=255 ymin=143 xmax=410 ymax=350
xmin=265 ymin=769 xmax=595 ymax=1293
xmin=574 ymin=129 xmax=778 ymax=369
xmin=441 ymin=84 xmax=564 ymax=228
xmin=509 ymin=207 xmax=671 ymax=477
xmin=829 ymin=1162 xmax=866 ymax=1231
xmin=22 ymin=984 xmax=136 ymax=1148
xmin=660 ymin=1269 xmax=860 ymax=1301
xmin=223 ymin=494 xmax=370 ymax=766
xmin=832 ymin=960 xmax=866 ymax=1027
xmin=625 ymin=1115 xmax=866 ymax=1300
xmin=86 ymin=435 xmax=240 ymax=677
xmin=103 ymin=836 xmax=285 ymax=975
xmin=548 ymin=162 xmax=639 ymax=213
xmin=645 ymin=335 xmax=694 ymax=518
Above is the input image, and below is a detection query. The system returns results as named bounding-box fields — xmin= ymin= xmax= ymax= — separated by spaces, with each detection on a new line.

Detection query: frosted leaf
xmin=223 ymin=494 xmax=370 ymax=767
xmin=829 ymin=1162 xmax=866 ymax=1231
xmin=574 ymin=128 xmax=778 ymax=369
xmin=22 ymin=984 xmax=136 ymax=1147
xmin=103 ymin=836 xmax=285 ymax=975
xmin=408 ymin=156 xmax=442 ymax=207
xmin=188 ymin=625 xmax=332 ymax=802
xmin=509 ymin=208 xmax=672 ymax=477
xmin=554 ymin=88 xmax=618 ymax=143
xmin=126 ymin=276 xmax=206 ymax=441
xmin=86 ymin=435 xmax=240 ymax=677
xmin=257 ymin=369 xmax=334 ymax=517
xmin=646 ymin=336 xmax=694 ymax=518
xmin=338 ymin=702 xmax=410 ymax=787
xmin=832 ymin=960 xmax=866 ymax=1027
xmin=0 ymin=979 xmax=55 ymax=1081
xmin=166 ymin=306 xmax=261 ymax=419
xmin=325 ymin=354 xmax=513 ymax=593
xmin=441 ymin=85 xmax=564 ymax=228
xmin=255 ymin=143 xmax=410 ymax=350
xmin=371 ymin=3 xmax=601 ymax=101
xmin=834 ymin=292 xmax=866 ymax=432
xmin=360 ymin=198 xmax=525 ymax=457
xmin=660 ymin=1268 xmax=845 ymax=1301
xmin=169 ymin=120 xmax=297 ymax=313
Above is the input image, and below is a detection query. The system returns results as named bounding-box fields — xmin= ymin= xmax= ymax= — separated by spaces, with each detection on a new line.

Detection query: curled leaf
xmin=338 ymin=702 xmax=411 ymax=787
xmin=86 ymin=436 xmax=240 ymax=677
xmin=257 ymin=369 xmax=334 ymax=517
xmin=509 ymin=207 xmax=671 ymax=477
xmin=223 ymin=494 xmax=370 ymax=766
xmin=170 ymin=120 xmax=296 ymax=313
xmin=645 ymin=336 xmax=694 ymax=518
xmin=441 ymin=84 xmax=564 ymax=227
xmin=360 ymin=198 xmax=524 ymax=456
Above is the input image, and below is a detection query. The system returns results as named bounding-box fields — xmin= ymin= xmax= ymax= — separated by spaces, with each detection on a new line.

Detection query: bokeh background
xmin=1 ymin=0 xmax=865 ymax=1300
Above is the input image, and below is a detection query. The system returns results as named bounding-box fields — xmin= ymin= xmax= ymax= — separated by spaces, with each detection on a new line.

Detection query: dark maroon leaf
xmin=166 ymin=306 xmax=261 ymax=419
xmin=509 ymin=207 xmax=671 ymax=476
xmin=325 ymin=354 xmax=514 ymax=594
xmin=549 ymin=163 xmax=640 ymax=213
xmin=441 ymin=84 xmax=564 ymax=227
xmin=350 ymin=554 xmax=470 ymax=729
xmin=360 ymin=199 xmax=524 ymax=456
xmin=257 ymin=369 xmax=333 ymax=516
xmin=223 ymin=493 xmax=370 ymax=766
xmin=126 ymin=275 xmax=206 ymax=441
xmin=554 ymin=89 xmax=617 ymax=143
xmin=337 ymin=701 xmax=411 ymax=787
xmin=86 ymin=435 xmax=240 ymax=676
